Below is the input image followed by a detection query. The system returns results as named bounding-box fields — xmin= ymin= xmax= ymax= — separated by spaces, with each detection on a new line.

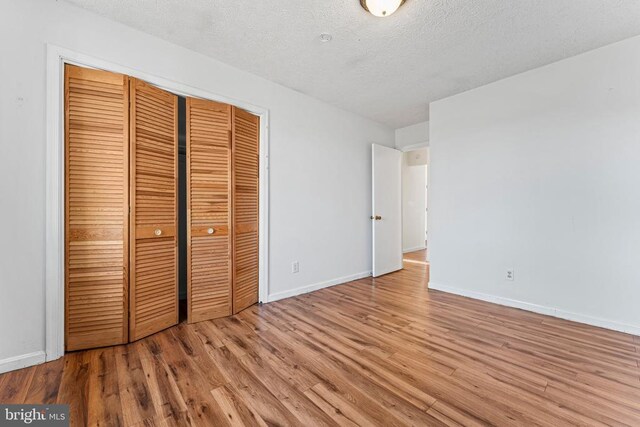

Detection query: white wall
xmin=402 ymin=150 xmax=427 ymax=252
xmin=429 ymin=35 xmax=640 ymax=334
xmin=395 ymin=121 xmax=429 ymax=150
xmin=0 ymin=0 xmax=394 ymax=371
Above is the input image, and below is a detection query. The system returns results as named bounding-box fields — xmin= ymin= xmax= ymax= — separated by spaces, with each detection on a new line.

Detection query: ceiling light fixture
xmin=360 ymin=0 xmax=406 ymax=17
xmin=319 ymin=33 xmax=333 ymax=43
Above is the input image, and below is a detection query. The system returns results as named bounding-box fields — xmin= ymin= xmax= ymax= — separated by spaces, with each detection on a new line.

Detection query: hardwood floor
xmin=1 ymin=252 xmax=640 ymax=426
xmin=403 ymin=248 xmax=428 ymax=264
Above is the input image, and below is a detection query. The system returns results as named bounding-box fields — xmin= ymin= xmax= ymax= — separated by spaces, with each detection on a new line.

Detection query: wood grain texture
xmin=64 ymin=64 xmax=129 ymax=351
xmin=6 ymin=253 xmax=640 ymax=426
xmin=403 ymin=248 xmax=428 ymax=264
xmin=186 ymin=98 xmax=233 ymax=323
xmin=232 ymin=107 xmax=260 ymax=313
xmin=129 ymin=78 xmax=179 ymax=341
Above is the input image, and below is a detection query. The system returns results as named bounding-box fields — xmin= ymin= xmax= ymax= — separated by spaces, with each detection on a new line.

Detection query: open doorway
xmin=402 ymin=147 xmax=429 ymax=265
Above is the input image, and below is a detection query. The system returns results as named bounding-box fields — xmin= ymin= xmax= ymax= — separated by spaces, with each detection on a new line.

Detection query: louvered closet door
xmin=186 ymin=98 xmax=233 ymax=323
xmin=129 ymin=78 xmax=179 ymax=341
xmin=65 ymin=64 xmax=129 ymax=351
xmin=232 ymin=107 xmax=260 ymax=313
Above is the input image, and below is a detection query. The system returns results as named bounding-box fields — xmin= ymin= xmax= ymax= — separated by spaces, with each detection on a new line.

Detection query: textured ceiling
xmin=63 ymin=0 xmax=640 ymax=128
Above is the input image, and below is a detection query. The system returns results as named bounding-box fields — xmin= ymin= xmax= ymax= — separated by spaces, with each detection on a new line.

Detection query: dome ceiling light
xmin=360 ymin=0 xmax=406 ymax=17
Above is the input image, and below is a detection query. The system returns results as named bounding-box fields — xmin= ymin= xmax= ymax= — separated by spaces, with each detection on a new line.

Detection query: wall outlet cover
xmin=506 ymin=269 xmax=515 ymax=281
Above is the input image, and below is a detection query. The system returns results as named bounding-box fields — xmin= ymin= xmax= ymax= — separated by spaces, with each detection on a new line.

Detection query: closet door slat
xmin=186 ymin=98 xmax=233 ymax=323
xmin=65 ymin=64 xmax=129 ymax=351
xmin=129 ymin=78 xmax=179 ymax=341
xmin=232 ymin=107 xmax=260 ymax=313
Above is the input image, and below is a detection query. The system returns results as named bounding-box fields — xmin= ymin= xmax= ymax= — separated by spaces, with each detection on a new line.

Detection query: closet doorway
xmin=63 ymin=63 xmax=262 ymax=352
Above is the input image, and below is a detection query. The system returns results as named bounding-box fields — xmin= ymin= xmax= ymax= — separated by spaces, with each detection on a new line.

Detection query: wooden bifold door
xmin=64 ymin=65 xmax=129 ymax=351
xmin=186 ymin=98 xmax=233 ymax=323
xmin=232 ymin=107 xmax=260 ymax=314
xmin=129 ymin=78 xmax=179 ymax=341
xmin=65 ymin=64 xmax=260 ymax=351
xmin=185 ymin=101 xmax=261 ymax=322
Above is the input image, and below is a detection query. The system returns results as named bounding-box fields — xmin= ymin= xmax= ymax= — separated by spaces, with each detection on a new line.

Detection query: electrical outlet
xmin=506 ymin=268 xmax=514 ymax=281
xmin=292 ymin=261 xmax=299 ymax=274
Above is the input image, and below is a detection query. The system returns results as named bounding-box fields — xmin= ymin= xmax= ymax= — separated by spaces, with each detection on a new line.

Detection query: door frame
xmin=45 ymin=44 xmax=270 ymax=362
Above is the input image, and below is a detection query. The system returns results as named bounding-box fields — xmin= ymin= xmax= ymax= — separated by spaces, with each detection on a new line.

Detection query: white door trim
xmin=398 ymin=141 xmax=428 ymax=152
xmin=45 ymin=44 xmax=270 ymax=362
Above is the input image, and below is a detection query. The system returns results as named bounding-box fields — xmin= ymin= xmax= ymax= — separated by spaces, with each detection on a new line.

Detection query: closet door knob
xmin=154 ymin=229 xmax=162 ymax=236
xmin=207 ymin=228 xmax=215 ymax=235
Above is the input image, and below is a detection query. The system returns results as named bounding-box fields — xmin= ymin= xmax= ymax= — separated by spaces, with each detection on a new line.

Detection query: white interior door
xmin=372 ymin=144 xmax=403 ymax=277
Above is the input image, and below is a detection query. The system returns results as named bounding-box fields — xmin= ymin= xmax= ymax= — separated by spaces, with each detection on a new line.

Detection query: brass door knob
xmin=154 ymin=229 xmax=162 ymax=236
xmin=207 ymin=228 xmax=215 ymax=235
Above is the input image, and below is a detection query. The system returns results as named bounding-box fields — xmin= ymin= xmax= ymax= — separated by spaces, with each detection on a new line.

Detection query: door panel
xmin=372 ymin=144 xmax=402 ymax=277
xmin=129 ymin=78 xmax=179 ymax=341
xmin=186 ymin=98 xmax=233 ymax=323
xmin=232 ymin=107 xmax=260 ymax=313
xmin=65 ymin=64 xmax=129 ymax=351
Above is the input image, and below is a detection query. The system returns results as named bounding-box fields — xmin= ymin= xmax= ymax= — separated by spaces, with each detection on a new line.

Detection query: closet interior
xmin=64 ymin=64 xmax=260 ymax=351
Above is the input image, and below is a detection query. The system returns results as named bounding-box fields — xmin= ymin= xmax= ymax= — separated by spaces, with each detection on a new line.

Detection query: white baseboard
xmin=0 ymin=351 xmax=46 ymax=374
xmin=429 ymin=282 xmax=640 ymax=336
xmin=268 ymin=271 xmax=372 ymax=303
xmin=403 ymin=245 xmax=426 ymax=254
